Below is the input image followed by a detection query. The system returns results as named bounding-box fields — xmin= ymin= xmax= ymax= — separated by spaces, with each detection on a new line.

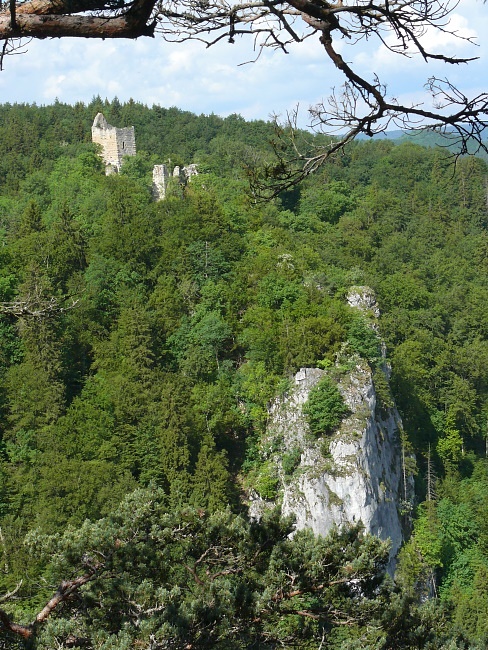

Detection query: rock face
xmin=249 ymin=288 xmax=411 ymax=565
xmin=347 ymin=285 xmax=380 ymax=317
xmin=280 ymin=365 xmax=405 ymax=557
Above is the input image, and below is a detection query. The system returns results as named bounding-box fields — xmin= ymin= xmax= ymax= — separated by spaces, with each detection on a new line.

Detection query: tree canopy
xmin=0 ymin=100 xmax=488 ymax=647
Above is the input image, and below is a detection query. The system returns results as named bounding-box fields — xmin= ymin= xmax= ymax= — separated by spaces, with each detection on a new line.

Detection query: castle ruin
xmin=92 ymin=113 xmax=197 ymax=199
xmin=92 ymin=113 xmax=136 ymax=174
xmin=152 ymin=163 xmax=200 ymax=201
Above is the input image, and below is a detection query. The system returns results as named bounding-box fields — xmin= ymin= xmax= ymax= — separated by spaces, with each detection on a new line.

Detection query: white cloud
xmin=421 ymin=13 xmax=477 ymax=52
xmin=43 ymin=74 xmax=67 ymax=99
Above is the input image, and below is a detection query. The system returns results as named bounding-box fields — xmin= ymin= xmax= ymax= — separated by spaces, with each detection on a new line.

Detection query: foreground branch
xmin=0 ymin=568 xmax=101 ymax=640
xmin=248 ymin=19 xmax=488 ymax=199
xmin=0 ymin=0 xmax=157 ymax=38
xmin=0 ymin=12 xmax=155 ymax=37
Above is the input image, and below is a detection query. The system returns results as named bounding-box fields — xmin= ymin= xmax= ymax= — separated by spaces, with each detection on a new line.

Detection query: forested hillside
xmin=1 ymin=99 xmax=488 ymax=648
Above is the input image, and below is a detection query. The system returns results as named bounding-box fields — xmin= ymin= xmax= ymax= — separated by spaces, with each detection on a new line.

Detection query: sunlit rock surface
xmin=249 ymin=288 xmax=412 ymax=564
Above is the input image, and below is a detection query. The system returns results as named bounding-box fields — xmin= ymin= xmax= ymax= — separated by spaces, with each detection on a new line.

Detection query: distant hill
xmin=357 ymin=127 xmax=488 ymax=159
xmin=356 ymin=130 xmax=404 ymax=141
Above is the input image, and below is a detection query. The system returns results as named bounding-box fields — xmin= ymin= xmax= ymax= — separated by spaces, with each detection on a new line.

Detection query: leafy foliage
xmin=2 ymin=487 xmax=398 ymax=649
xmin=303 ymin=376 xmax=349 ymax=437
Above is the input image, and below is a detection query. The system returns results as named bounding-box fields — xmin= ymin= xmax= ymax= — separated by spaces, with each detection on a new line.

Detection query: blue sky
xmin=0 ymin=0 xmax=486 ymax=127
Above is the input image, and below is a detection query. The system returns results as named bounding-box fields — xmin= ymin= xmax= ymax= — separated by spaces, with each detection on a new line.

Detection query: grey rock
xmin=249 ymin=288 xmax=413 ymax=568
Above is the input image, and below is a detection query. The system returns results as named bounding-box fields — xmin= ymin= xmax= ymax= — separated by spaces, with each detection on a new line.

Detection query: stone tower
xmin=91 ymin=112 xmax=136 ymax=174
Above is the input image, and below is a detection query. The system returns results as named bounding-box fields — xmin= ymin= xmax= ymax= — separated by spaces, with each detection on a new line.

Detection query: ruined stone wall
xmin=152 ymin=163 xmax=199 ymax=201
xmin=152 ymin=164 xmax=169 ymax=201
xmin=92 ymin=113 xmax=136 ymax=172
xmin=91 ymin=112 xmax=197 ymax=194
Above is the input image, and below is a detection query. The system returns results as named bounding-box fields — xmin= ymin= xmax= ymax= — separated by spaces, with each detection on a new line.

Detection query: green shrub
xmin=254 ymin=462 xmax=279 ymax=500
xmin=303 ymin=376 xmax=349 ymax=437
xmin=373 ymin=367 xmax=394 ymax=415
xmin=347 ymin=317 xmax=381 ymax=363
xmin=282 ymin=447 xmax=302 ymax=476
xmin=320 ymin=438 xmax=333 ymax=460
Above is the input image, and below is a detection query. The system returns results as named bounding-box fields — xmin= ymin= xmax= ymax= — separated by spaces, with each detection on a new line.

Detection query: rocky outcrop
xmin=347 ymin=285 xmax=380 ymax=317
xmin=249 ymin=288 xmax=413 ymax=565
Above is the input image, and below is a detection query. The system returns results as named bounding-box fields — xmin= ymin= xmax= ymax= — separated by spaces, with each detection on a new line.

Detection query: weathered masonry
xmin=91 ymin=112 xmax=136 ymax=173
xmin=92 ymin=113 xmax=197 ymax=198
xmin=152 ymin=163 xmax=199 ymax=201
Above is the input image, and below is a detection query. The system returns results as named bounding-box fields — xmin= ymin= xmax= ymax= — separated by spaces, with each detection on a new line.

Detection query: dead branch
xmin=0 ymin=295 xmax=79 ymax=318
xmin=270 ymin=570 xmax=369 ymax=604
xmin=0 ymin=581 xmax=22 ymax=604
xmin=0 ymin=565 xmax=102 ymax=640
xmin=0 ymin=12 xmax=155 ymax=38
xmin=0 ymin=608 xmax=32 ymax=638
xmin=0 ymin=0 xmax=157 ymax=38
xmin=184 ymin=563 xmax=205 ymax=586
xmin=7 ymin=0 xmax=116 ymax=16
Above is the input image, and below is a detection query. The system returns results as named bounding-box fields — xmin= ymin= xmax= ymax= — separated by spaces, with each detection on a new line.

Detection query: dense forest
xmin=0 ymin=98 xmax=488 ymax=648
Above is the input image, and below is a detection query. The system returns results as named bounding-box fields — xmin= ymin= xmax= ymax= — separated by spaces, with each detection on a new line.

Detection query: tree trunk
xmin=0 ymin=13 xmax=155 ymax=38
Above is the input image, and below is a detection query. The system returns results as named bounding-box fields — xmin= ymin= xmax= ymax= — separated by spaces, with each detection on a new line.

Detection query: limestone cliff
xmin=249 ymin=288 xmax=413 ymax=563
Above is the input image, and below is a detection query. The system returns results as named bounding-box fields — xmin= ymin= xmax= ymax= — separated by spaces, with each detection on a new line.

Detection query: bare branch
xmin=35 ymin=573 xmax=98 ymax=625
xmin=0 ymin=0 xmax=158 ymax=38
xmin=0 ymin=608 xmax=32 ymax=638
xmin=0 ymin=295 xmax=79 ymax=318
xmin=0 ymin=581 xmax=23 ymax=604
xmin=0 ymin=12 xmax=155 ymax=38
xmin=0 ymin=565 xmax=103 ymax=640
xmin=248 ymin=14 xmax=487 ymax=199
xmin=5 ymin=0 xmax=122 ymax=15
